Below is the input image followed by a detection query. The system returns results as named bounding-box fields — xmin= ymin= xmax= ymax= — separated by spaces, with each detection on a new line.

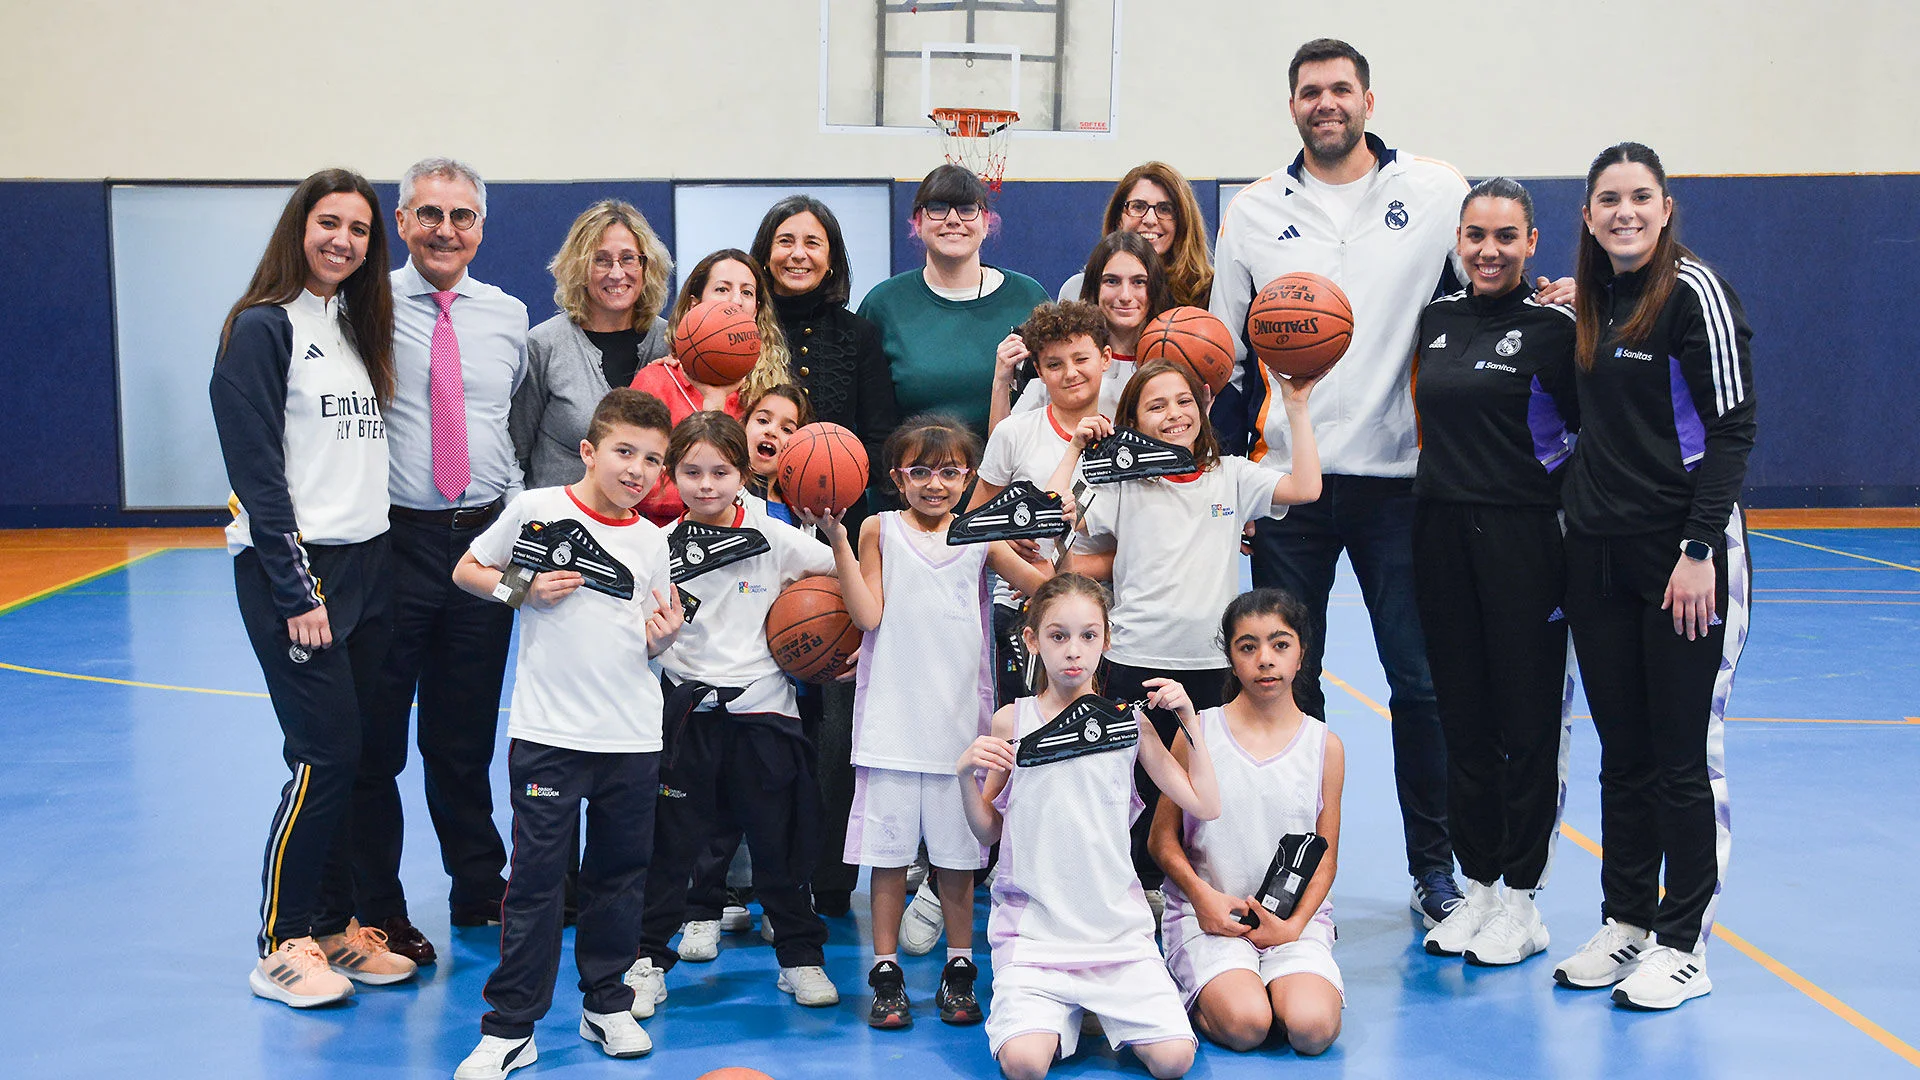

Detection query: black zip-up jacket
xmin=1562 ymin=258 xmax=1756 ymax=545
xmin=1413 ymin=283 xmax=1579 ymax=507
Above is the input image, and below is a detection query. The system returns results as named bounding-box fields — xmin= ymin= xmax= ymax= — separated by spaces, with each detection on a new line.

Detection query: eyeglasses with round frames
xmin=410 ymin=205 xmax=479 ymax=231
xmin=896 ymin=465 xmax=971 ymax=483
xmin=919 ymin=201 xmax=982 ymax=222
xmin=591 ymin=253 xmax=645 ymax=272
xmin=1120 ymin=199 xmax=1177 ymax=222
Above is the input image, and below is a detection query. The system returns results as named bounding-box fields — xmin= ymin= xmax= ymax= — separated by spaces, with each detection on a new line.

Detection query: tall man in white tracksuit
xmin=1209 ymin=38 xmax=1471 ymax=924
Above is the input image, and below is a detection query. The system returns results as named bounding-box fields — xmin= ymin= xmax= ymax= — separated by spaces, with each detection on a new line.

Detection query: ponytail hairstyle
xmin=665 ymin=410 xmax=751 ymax=474
xmin=1022 ymin=573 xmax=1114 ymax=695
xmin=1115 ymin=359 xmax=1221 ymax=471
xmin=1217 ymin=587 xmax=1314 ymax=699
xmin=1573 ymin=142 xmax=1693 ymax=370
xmin=221 ymin=168 xmax=394 ymax=403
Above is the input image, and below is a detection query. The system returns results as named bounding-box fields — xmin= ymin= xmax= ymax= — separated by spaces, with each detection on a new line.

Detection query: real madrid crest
xmin=288 ymin=643 xmax=312 ymax=664
xmin=1114 ymin=446 xmax=1135 ymax=471
xmin=1081 ymin=719 xmax=1102 ymax=742
xmin=1012 ymin=502 xmax=1032 ymax=527
xmin=1384 ymin=199 xmax=1409 ymax=230
xmin=685 ymin=543 xmax=707 ymax=565
xmin=1495 ymin=330 xmax=1522 ymax=357
xmin=551 ymin=541 xmax=574 ymax=566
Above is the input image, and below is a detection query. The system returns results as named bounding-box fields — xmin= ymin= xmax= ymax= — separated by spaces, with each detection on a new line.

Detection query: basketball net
xmin=931 ymin=108 xmax=1018 ymax=191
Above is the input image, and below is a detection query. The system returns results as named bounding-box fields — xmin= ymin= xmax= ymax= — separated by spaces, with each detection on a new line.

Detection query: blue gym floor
xmin=1 ymin=527 xmax=1916 ymax=1079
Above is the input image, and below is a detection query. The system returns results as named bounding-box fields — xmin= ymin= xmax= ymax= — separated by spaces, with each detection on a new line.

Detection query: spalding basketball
xmin=673 ymin=299 xmax=761 ymax=384
xmin=766 ymin=576 xmax=860 ymax=683
xmin=696 ymin=1070 xmax=777 ymax=1080
xmin=1246 ymin=272 xmax=1354 ymax=379
xmin=1138 ymin=306 xmax=1234 ymax=393
xmin=776 ymin=422 xmax=869 ymax=517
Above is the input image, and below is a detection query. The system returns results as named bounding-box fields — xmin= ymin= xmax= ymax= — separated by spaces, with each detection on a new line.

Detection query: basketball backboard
xmin=820 ymin=0 xmax=1122 ymax=138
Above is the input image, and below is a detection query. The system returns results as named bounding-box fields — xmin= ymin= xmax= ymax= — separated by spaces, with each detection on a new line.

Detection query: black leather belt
xmin=390 ymin=498 xmax=504 ymax=531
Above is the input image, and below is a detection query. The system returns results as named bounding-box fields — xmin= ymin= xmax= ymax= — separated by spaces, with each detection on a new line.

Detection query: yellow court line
xmin=0 ymin=661 xmax=269 ymax=698
xmin=0 ymin=549 xmax=172 ymax=617
xmin=1324 ymin=669 xmax=1920 ymax=1069
xmin=1749 ymin=531 xmax=1920 ymax=574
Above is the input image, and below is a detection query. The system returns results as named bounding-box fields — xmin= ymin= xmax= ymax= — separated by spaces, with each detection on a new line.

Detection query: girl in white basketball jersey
xmin=956 ymin=574 xmax=1221 ymax=1080
xmin=1149 ymin=588 xmax=1346 ymax=1056
xmin=812 ymin=413 xmax=1052 ymax=1030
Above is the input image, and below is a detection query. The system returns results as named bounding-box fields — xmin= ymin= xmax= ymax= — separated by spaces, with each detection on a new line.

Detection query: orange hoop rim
xmin=930 ymin=107 xmax=1020 ymax=138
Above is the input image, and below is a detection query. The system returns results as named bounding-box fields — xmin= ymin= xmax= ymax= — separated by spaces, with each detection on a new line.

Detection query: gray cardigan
xmin=510 ymin=313 xmax=671 ymax=488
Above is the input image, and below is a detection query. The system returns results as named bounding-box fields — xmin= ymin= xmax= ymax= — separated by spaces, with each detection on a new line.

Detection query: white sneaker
xmin=1612 ymin=944 xmax=1711 ymax=1009
xmin=623 ymin=958 xmax=668 ymax=1019
xmin=1553 ymin=919 xmax=1651 ymax=988
xmin=1146 ymin=888 xmax=1166 ymax=931
xmin=1424 ymin=879 xmax=1501 ymax=956
xmin=719 ymin=904 xmax=753 ymax=934
xmin=900 ymin=880 xmax=944 ymax=956
xmin=905 ymin=862 xmax=928 ymax=893
xmin=580 ymin=1008 xmax=653 ymax=1058
xmin=677 ymin=920 xmax=721 ymax=962
xmin=453 ymin=1034 xmax=537 ymax=1080
xmin=776 ymin=964 xmax=842 ymax=1007
xmin=1465 ymin=890 xmax=1550 ymax=966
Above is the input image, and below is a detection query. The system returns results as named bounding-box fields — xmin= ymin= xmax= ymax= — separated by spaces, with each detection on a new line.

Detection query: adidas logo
xmin=303 ymin=343 xmax=325 ymax=360
xmin=1276 ymin=225 xmax=1302 ymax=241
xmin=1427 ymin=334 xmax=1447 ymax=349
xmin=1547 ymin=607 xmax=1565 ymax=623
xmin=1669 ymin=960 xmax=1702 ymax=984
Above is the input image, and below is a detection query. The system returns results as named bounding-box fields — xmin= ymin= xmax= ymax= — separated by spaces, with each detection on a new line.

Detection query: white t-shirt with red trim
xmin=468 ymin=484 xmax=673 ymax=753
xmin=1071 ymin=457 xmax=1288 ymax=669
xmin=661 ymin=496 xmax=835 ymax=718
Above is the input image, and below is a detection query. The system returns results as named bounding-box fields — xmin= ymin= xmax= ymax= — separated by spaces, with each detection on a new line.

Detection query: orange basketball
xmin=696 ymin=1070 xmax=777 ymax=1080
xmin=673 ymin=298 xmax=761 ymax=384
xmin=1246 ymin=272 xmax=1354 ymax=379
xmin=776 ymin=422 xmax=869 ymax=517
xmin=1138 ymin=306 xmax=1234 ymax=393
xmin=765 ymin=576 xmax=861 ymax=683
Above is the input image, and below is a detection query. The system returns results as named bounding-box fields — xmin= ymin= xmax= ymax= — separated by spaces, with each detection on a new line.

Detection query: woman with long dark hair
xmin=1410 ymin=178 xmax=1579 ymax=967
xmin=1551 ymin=143 xmax=1756 ymax=1011
xmin=211 ymin=168 xmax=417 ymax=1007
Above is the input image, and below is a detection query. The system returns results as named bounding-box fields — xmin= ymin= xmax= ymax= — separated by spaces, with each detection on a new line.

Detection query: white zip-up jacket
xmin=1210 ymin=133 xmax=1468 ymax=477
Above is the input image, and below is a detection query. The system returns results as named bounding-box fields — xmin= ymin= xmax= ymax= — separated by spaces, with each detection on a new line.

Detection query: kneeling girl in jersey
xmin=1051 ymin=358 xmax=1321 ymax=897
xmin=628 ymin=410 xmax=842 ymax=1014
xmin=811 ymin=413 xmax=1053 ymax=1029
xmin=956 ymin=573 xmax=1220 ymax=1080
xmin=1149 ymin=588 xmax=1346 ymax=1056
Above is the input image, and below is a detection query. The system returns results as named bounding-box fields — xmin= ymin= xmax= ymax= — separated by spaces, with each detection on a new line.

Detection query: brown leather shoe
xmin=376 ymin=916 xmax=437 ymax=966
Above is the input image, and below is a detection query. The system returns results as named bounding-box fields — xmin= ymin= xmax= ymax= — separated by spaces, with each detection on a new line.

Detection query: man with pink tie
xmin=354 ymin=158 xmax=530 ymax=965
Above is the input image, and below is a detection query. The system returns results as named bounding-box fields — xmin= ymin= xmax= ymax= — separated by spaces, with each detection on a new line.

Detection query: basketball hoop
xmin=931 ymin=107 xmax=1018 ymax=190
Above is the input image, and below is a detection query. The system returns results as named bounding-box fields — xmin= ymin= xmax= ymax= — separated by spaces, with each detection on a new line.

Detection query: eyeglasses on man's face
xmin=410 ymin=205 xmax=479 ymax=231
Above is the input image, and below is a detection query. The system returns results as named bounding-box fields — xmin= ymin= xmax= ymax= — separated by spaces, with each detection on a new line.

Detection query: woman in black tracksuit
xmin=1412 ymin=178 xmax=1578 ymax=968
xmin=1551 ymin=142 xmax=1756 ymax=1011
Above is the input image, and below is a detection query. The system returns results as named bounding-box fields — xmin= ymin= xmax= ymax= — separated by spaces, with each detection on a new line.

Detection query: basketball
xmin=673 ymin=298 xmax=761 ymax=384
xmin=1246 ymin=272 xmax=1354 ymax=380
xmin=1138 ymin=306 xmax=1234 ymax=393
xmin=765 ymin=576 xmax=861 ymax=683
xmin=696 ymin=1070 xmax=776 ymax=1080
xmin=776 ymin=422 xmax=869 ymax=517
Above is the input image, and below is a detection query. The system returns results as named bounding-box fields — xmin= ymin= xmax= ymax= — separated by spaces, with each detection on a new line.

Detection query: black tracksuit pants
xmin=1413 ymin=501 xmax=1570 ymax=891
xmin=480 ymin=740 xmax=658 ymax=1038
xmin=639 ymin=711 xmax=829 ymax=971
xmin=354 ymin=507 xmax=515 ymax=919
xmin=1564 ymin=517 xmax=1747 ymax=954
xmin=235 ymin=536 xmax=391 ymax=955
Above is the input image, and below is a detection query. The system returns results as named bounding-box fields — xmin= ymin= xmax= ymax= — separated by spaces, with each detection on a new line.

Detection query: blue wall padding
xmin=1 ymin=175 xmax=1913 ymax=525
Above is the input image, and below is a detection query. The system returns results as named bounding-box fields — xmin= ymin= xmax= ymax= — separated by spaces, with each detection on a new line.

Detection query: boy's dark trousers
xmin=480 ymin=740 xmax=658 ymax=1039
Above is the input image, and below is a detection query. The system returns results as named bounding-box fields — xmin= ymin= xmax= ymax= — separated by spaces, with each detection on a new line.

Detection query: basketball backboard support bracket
xmin=819 ymin=0 xmax=1122 ymax=140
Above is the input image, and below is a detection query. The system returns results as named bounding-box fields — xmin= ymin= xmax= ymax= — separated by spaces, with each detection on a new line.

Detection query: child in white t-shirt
xmin=450 ymin=388 xmax=682 ymax=1078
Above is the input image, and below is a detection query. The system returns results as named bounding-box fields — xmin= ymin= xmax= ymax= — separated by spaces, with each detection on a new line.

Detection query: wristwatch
xmin=1679 ymin=539 xmax=1713 ymax=563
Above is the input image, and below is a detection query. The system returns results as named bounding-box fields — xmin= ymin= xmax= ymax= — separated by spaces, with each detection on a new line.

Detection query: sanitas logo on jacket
xmin=1614 ymin=347 xmax=1655 ymax=361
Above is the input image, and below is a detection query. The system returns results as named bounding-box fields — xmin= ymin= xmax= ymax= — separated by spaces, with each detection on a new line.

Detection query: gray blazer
xmin=510 ymin=313 xmax=670 ymax=488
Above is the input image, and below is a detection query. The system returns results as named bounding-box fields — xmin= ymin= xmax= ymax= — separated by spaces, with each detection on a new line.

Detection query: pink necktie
xmin=430 ymin=290 xmax=471 ymax=502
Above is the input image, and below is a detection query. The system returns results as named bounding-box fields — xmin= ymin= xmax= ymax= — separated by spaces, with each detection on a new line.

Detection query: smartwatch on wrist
xmin=1679 ymin=539 xmax=1713 ymax=563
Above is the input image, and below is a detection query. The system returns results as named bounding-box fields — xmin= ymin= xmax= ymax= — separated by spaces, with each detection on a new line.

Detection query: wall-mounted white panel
xmin=670 ymin=184 xmax=893 ymax=312
xmin=113 ymin=184 xmax=292 ymax=509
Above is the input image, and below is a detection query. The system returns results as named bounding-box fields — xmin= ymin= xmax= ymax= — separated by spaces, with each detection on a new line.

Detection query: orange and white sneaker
xmin=317 ymin=919 xmax=418 ymax=985
xmin=250 ymin=938 xmax=355 ymax=1007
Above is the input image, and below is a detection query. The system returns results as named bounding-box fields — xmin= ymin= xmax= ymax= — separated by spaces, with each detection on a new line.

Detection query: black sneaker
xmin=1410 ymin=870 xmax=1465 ymax=930
xmin=812 ymin=888 xmax=852 ymax=918
xmin=935 ymin=957 xmax=981 ymax=1025
xmin=449 ymin=899 xmax=504 ymax=928
xmin=867 ymin=960 xmax=912 ymax=1029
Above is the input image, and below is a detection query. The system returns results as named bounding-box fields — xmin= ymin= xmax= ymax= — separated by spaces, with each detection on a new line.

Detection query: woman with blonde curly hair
xmin=510 ymin=199 xmax=674 ymax=488
xmin=628 ymin=248 xmax=794 ymax=522
xmin=1058 ymin=161 xmax=1214 ymax=309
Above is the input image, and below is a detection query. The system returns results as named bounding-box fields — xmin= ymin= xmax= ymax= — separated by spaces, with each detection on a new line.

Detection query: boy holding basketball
xmin=449 ymin=388 xmax=682 ymax=1079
